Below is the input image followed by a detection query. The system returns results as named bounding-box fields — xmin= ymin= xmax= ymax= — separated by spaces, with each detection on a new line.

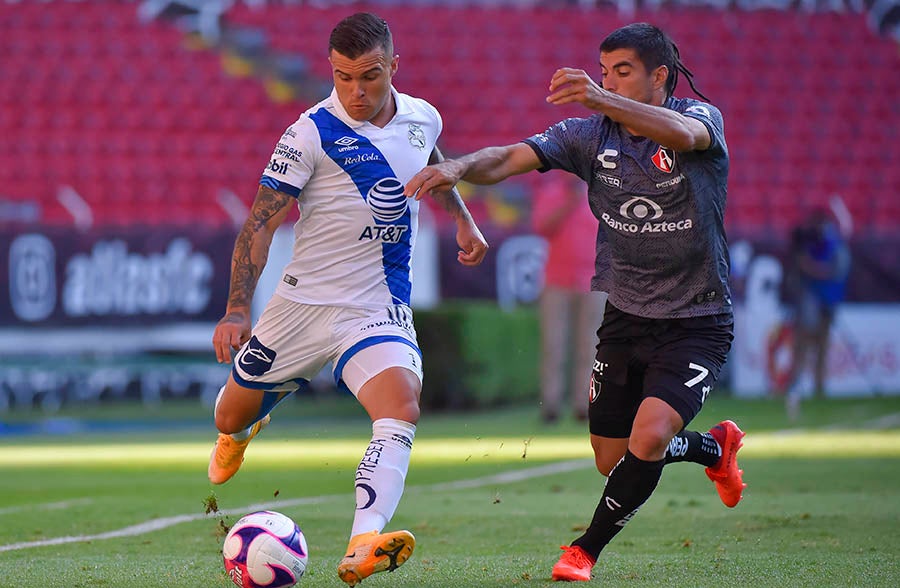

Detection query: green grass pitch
xmin=1 ymin=396 xmax=899 ymax=587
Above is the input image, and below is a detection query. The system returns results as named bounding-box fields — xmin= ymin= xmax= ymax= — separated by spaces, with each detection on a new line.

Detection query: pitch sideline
xmin=0 ymin=459 xmax=592 ymax=553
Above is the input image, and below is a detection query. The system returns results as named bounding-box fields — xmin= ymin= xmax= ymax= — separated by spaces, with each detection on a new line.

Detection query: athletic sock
xmin=350 ymin=418 xmax=416 ymax=537
xmin=572 ymin=451 xmax=664 ymax=559
xmin=664 ymin=430 xmax=721 ymax=467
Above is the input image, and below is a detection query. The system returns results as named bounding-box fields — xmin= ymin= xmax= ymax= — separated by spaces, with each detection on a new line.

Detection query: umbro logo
xmin=335 ymin=136 xmax=358 ymax=146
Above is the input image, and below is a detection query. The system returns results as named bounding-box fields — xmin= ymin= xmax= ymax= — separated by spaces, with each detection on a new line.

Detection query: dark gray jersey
xmin=524 ymin=96 xmax=732 ymax=319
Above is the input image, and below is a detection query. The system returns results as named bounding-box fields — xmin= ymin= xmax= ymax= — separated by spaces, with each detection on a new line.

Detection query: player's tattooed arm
xmin=213 ymin=184 xmax=293 ymax=363
xmin=226 ymin=185 xmax=293 ymax=313
xmin=425 ymin=147 xmax=490 ymax=266
xmin=425 ymin=146 xmax=475 ymax=224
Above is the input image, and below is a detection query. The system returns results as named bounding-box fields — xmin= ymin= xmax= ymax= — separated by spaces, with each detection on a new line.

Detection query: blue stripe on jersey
xmin=260 ymin=174 xmax=300 ymax=198
xmin=309 ymin=109 xmax=413 ymax=305
xmin=332 ymin=334 xmax=422 ymax=386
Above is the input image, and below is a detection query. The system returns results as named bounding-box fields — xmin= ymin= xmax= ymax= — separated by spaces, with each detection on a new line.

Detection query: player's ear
xmin=390 ymin=54 xmax=399 ymax=76
xmin=652 ymin=64 xmax=669 ymax=92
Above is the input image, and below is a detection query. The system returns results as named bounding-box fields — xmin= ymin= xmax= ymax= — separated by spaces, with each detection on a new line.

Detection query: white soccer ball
xmin=223 ymin=510 xmax=309 ymax=588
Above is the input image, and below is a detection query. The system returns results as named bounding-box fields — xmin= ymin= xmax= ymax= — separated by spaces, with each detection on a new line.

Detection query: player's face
xmin=599 ymin=48 xmax=667 ymax=105
xmin=330 ymin=47 xmax=398 ymax=125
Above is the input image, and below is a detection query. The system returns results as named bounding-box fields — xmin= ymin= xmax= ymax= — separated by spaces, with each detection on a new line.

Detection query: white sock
xmin=350 ymin=418 xmax=416 ymax=538
xmin=214 ymin=385 xmax=253 ymax=440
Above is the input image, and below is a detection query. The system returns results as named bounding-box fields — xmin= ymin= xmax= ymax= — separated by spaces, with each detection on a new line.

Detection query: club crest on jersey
xmin=408 ymin=123 xmax=426 ymax=150
xmin=651 ymin=146 xmax=675 ymax=173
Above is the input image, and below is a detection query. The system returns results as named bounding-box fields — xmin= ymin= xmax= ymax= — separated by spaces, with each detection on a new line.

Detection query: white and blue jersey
xmin=259 ymin=87 xmax=442 ymax=309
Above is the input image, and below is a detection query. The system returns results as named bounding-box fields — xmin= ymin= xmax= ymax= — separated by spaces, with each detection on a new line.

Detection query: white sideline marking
xmin=0 ymin=459 xmax=592 ymax=553
xmin=0 ymin=498 xmax=94 ymax=517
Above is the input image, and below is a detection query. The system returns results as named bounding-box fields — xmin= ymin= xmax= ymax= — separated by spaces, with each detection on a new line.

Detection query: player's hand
xmin=546 ymin=67 xmax=604 ymax=109
xmin=212 ymin=310 xmax=252 ymax=364
xmin=404 ymin=160 xmax=465 ymax=200
xmin=455 ymin=218 xmax=489 ymax=266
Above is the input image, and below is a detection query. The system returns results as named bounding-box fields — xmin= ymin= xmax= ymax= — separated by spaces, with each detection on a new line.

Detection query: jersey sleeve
xmin=259 ymin=116 xmax=319 ymax=198
xmin=678 ymin=99 xmax=726 ymax=157
xmin=522 ymin=117 xmax=599 ymax=182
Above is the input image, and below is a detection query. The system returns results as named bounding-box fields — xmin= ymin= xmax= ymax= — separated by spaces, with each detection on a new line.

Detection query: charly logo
xmin=407 ymin=123 xmax=426 ymax=150
xmin=8 ymin=233 xmax=56 ymax=322
xmin=366 ymin=177 xmax=408 ymax=222
xmin=685 ymin=105 xmax=711 ymax=118
xmin=597 ymin=148 xmax=618 ymax=170
xmin=619 ymin=196 xmax=663 ymax=221
xmin=237 ymin=336 xmax=277 ymax=377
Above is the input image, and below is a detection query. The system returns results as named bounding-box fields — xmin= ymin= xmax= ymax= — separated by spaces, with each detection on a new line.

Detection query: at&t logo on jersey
xmin=359 ymin=177 xmax=410 ymax=243
xmin=366 ymin=178 xmax=407 ymax=222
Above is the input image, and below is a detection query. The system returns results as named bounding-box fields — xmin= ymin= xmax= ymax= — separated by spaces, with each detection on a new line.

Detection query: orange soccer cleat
xmin=337 ymin=529 xmax=416 ymax=587
xmin=207 ymin=414 xmax=270 ymax=485
xmin=551 ymin=545 xmax=596 ymax=582
xmin=705 ymin=420 xmax=747 ymax=507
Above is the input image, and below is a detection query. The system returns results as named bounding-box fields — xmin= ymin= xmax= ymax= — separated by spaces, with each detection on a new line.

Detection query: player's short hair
xmin=329 ymin=12 xmax=393 ymax=59
xmin=600 ymin=22 xmax=707 ymax=101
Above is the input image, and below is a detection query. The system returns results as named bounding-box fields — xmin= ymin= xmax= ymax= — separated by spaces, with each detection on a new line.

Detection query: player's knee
xmin=215 ymin=409 xmax=256 ymax=435
xmin=595 ymin=456 xmax=616 ymax=477
xmin=391 ymin=399 xmax=420 ymax=424
xmin=628 ymin=429 xmax=673 ymax=461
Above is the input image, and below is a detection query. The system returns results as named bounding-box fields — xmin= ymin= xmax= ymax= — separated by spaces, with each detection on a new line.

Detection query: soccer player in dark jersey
xmin=405 ymin=23 xmax=746 ymax=582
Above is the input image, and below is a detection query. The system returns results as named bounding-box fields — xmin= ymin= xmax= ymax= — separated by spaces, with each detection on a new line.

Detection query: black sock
xmin=571 ymin=451 xmax=664 ymax=559
xmin=664 ymin=430 xmax=721 ymax=467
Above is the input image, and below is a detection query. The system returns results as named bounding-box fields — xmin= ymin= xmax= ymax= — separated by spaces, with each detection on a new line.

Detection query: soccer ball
xmin=223 ymin=510 xmax=309 ymax=588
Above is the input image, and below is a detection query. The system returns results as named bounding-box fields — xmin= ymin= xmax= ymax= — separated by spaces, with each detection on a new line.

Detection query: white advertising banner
xmin=732 ymin=248 xmax=900 ymax=397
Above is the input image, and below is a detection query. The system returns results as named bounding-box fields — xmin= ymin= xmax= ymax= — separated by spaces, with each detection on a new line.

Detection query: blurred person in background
xmin=532 ymin=171 xmax=608 ymax=423
xmin=406 ymin=22 xmax=746 ymax=582
xmin=780 ymin=207 xmax=851 ymax=420
xmin=207 ymin=13 xmax=487 ymax=587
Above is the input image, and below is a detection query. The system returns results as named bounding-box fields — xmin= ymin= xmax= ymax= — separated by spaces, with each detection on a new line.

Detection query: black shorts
xmin=588 ymin=304 xmax=734 ymax=438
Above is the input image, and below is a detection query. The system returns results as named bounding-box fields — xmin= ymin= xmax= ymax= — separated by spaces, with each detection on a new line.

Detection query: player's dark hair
xmin=600 ymin=22 xmax=709 ymax=101
xmin=329 ymin=12 xmax=393 ymax=59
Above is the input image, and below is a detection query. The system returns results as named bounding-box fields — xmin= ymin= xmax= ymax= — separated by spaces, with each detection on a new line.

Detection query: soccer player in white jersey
xmin=207 ymin=13 xmax=488 ymax=587
xmin=406 ymin=23 xmax=745 ymax=583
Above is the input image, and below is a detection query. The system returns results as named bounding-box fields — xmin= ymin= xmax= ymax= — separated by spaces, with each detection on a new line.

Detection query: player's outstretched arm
xmin=404 ymin=143 xmax=542 ymax=199
xmin=212 ymin=185 xmax=293 ymax=363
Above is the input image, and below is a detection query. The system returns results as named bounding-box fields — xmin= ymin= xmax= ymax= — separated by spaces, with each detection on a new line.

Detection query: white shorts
xmin=232 ymin=294 xmax=423 ymax=396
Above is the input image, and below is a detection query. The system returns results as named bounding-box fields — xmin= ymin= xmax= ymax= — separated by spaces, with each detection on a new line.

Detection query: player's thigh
xmin=644 ymin=315 xmax=733 ymax=428
xmin=588 ymin=355 xmax=639 ymax=474
xmin=333 ymin=304 xmax=423 ymax=422
xmin=587 ymin=307 xmax=644 ymax=440
xmin=356 ymin=364 xmax=423 ymax=423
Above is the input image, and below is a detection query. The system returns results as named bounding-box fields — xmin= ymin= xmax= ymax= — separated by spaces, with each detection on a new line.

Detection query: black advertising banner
xmin=2 ymin=226 xmax=235 ymax=327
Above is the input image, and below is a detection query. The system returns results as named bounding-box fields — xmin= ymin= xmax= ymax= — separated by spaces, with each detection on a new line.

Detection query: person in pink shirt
xmin=532 ymin=171 xmax=608 ymax=423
